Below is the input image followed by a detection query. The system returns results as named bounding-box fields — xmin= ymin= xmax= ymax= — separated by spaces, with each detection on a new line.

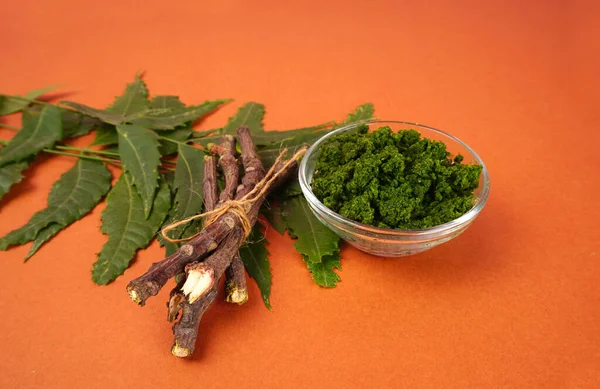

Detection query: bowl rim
xmin=298 ymin=120 xmax=491 ymax=237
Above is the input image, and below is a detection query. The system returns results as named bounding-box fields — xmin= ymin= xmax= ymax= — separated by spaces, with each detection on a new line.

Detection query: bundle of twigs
xmin=126 ymin=126 xmax=306 ymax=358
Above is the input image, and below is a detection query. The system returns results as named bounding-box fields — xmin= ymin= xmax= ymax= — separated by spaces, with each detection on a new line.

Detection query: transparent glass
xmin=298 ymin=120 xmax=491 ymax=257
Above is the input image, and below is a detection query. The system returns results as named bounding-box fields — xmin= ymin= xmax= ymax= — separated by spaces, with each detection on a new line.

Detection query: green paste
xmin=310 ymin=125 xmax=482 ymax=229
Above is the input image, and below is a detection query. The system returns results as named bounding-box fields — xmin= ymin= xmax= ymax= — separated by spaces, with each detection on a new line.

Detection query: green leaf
xmin=252 ymin=122 xmax=332 ymax=147
xmin=173 ymin=144 xmax=205 ymax=222
xmin=157 ymin=213 xmax=180 ymax=257
xmin=91 ymin=125 xmax=118 ymax=146
xmin=257 ymin=129 xmax=329 ymax=168
xmin=150 ymin=95 xmax=186 ymax=112
xmin=25 ymin=223 xmax=62 ymax=260
xmin=23 ymin=106 xmax=103 ymax=139
xmin=0 ymin=105 xmax=62 ymax=167
xmin=91 ymin=173 xmax=171 ymax=285
xmin=20 ymin=107 xmax=39 ymax=127
xmin=0 ymin=85 xmax=59 ymax=116
xmin=190 ymin=128 xmax=221 ymax=139
xmin=0 ymin=161 xmax=29 ymax=201
xmin=343 ymin=103 xmax=374 ymax=125
xmin=105 ymin=74 xmax=150 ymax=117
xmin=116 ymin=123 xmax=161 ymax=218
xmin=303 ymin=253 xmax=341 ymax=288
xmin=157 ymin=143 xmax=206 ymax=248
xmin=156 ymin=144 xmax=207 ymax=251
xmin=62 ymin=111 xmax=104 ymax=139
xmin=261 ymin=205 xmax=287 ymax=236
xmin=132 ymin=99 xmax=230 ymax=130
xmin=221 ymin=102 xmax=265 ymax=135
xmin=60 ymin=101 xmax=128 ymax=125
xmin=282 ymin=196 xmax=340 ymax=263
xmin=155 ymin=173 xmax=178 ymax=256
xmin=159 ymin=128 xmax=193 ymax=156
xmin=239 ymin=226 xmax=273 ymax=310
xmin=281 ymin=180 xmax=302 ymax=198
xmin=23 ymin=86 xmax=60 ymax=99
xmin=0 ymin=159 xmax=111 ymax=251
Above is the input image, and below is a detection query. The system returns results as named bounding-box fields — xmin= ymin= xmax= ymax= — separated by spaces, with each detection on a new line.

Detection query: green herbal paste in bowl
xmin=310 ymin=125 xmax=483 ymax=230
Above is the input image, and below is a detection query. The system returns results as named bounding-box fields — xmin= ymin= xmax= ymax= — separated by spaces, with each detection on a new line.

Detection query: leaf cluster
xmin=0 ymin=74 xmax=374 ymax=307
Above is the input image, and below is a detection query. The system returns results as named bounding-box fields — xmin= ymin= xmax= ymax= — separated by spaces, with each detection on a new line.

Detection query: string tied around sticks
xmin=160 ymin=147 xmax=307 ymax=244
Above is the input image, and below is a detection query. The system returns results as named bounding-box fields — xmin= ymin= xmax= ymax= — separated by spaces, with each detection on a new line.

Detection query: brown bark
xmin=202 ymin=155 xmax=219 ymax=214
xmin=171 ymin=287 xmax=217 ymax=358
xmin=216 ymin=135 xmax=239 ymax=203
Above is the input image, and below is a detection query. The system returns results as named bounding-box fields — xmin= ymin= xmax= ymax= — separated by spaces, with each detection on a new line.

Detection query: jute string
xmin=160 ymin=147 xmax=307 ymax=244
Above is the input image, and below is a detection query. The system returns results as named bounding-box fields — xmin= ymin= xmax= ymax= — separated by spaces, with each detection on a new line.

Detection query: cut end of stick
xmin=225 ymin=283 xmax=248 ymax=305
xmin=127 ymin=287 xmax=142 ymax=305
xmin=171 ymin=342 xmax=192 ymax=358
xmin=182 ymin=266 xmax=214 ymax=304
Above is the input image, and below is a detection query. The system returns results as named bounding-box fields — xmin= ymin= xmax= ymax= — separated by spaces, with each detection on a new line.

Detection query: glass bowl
xmin=298 ymin=120 xmax=491 ymax=257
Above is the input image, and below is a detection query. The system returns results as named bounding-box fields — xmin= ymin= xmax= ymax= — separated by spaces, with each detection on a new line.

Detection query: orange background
xmin=1 ymin=1 xmax=599 ymax=388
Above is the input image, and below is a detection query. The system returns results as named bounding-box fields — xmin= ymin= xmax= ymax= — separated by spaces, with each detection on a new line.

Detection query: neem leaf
xmin=116 ymin=123 xmax=161 ymax=218
xmin=173 ymin=144 xmax=205 ymax=222
xmin=343 ymin=103 xmax=374 ymax=125
xmin=0 ymin=85 xmax=59 ymax=116
xmin=260 ymin=205 xmax=288 ymax=236
xmin=60 ymin=101 xmax=126 ymax=125
xmin=133 ymin=99 xmax=230 ymax=130
xmin=91 ymin=125 xmax=118 ymax=146
xmin=62 ymin=111 xmax=104 ymax=139
xmin=25 ymin=223 xmax=62 ymax=261
xmin=155 ymin=173 xmax=179 ymax=256
xmin=0 ymin=161 xmax=29 ymax=201
xmin=221 ymin=102 xmax=265 ymax=135
xmin=252 ymin=122 xmax=332 ymax=147
xmin=191 ymin=128 xmax=221 ymax=139
xmin=106 ymin=74 xmax=150 ymax=117
xmin=0 ymin=159 xmax=111 ymax=251
xmin=257 ymin=129 xmax=329 ymax=168
xmin=238 ymin=226 xmax=273 ymax=310
xmin=282 ymin=196 xmax=340 ymax=264
xmin=157 ymin=211 xmax=180 ymax=257
xmin=159 ymin=128 xmax=193 ymax=156
xmin=159 ymin=144 xmax=206 ymax=249
xmin=91 ymin=173 xmax=170 ymax=285
xmin=23 ymin=106 xmax=103 ymax=139
xmin=150 ymin=95 xmax=186 ymax=111
xmin=0 ymin=105 xmax=62 ymax=167
xmin=303 ymin=252 xmax=341 ymax=288
xmin=23 ymin=86 xmax=60 ymax=100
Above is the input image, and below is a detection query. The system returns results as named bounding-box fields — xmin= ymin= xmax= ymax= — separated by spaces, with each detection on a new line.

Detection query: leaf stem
xmin=1 ymin=139 xmax=176 ymax=171
xmin=158 ymin=136 xmax=187 ymax=145
xmin=0 ymin=123 xmax=20 ymax=131
xmin=8 ymin=95 xmax=51 ymax=106
xmin=42 ymin=149 xmax=122 ymax=166
xmin=191 ymin=129 xmax=220 ymax=139
xmin=45 ymin=148 xmax=176 ymax=171
xmin=55 ymin=144 xmax=120 ymax=157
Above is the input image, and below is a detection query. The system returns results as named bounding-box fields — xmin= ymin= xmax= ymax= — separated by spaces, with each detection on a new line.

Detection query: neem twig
xmin=171 ymin=287 xmax=217 ymax=358
xmin=216 ymin=134 xmax=248 ymax=304
xmin=170 ymin=155 xmax=220 ymax=357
